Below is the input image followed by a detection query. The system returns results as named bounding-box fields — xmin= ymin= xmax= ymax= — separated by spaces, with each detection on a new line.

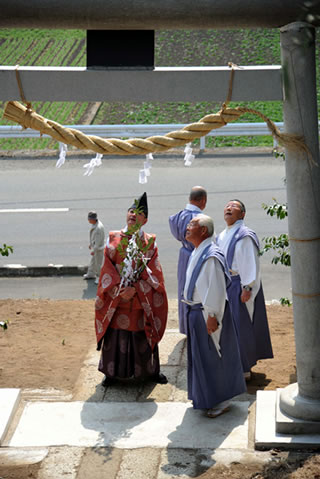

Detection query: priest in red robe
xmin=95 ymin=192 xmax=168 ymax=386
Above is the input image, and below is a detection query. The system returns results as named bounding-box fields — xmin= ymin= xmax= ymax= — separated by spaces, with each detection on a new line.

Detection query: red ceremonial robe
xmin=95 ymin=230 xmax=168 ymax=352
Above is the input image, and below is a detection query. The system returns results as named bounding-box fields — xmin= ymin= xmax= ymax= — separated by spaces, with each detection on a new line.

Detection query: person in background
xmin=169 ymin=186 xmax=207 ymax=334
xmin=183 ymin=214 xmax=246 ymax=418
xmin=216 ymin=199 xmax=273 ymax=380
xmin=83 ymin=211 xmax=105 ymax=285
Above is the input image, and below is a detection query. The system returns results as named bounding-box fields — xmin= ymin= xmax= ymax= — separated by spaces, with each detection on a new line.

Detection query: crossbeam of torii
xmin=1 ymin=1 xmax=320 ymax=445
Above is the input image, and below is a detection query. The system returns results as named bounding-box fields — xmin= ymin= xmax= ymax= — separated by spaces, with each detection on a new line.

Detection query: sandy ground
xmin=0 ymin=300 xmax=319 ymax=479
xmin=0 ymin=300 xmax=296 ymax=393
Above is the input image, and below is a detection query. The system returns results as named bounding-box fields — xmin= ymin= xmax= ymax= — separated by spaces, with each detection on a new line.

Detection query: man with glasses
xmin=216 ymin=199 xmax=273 ymax=381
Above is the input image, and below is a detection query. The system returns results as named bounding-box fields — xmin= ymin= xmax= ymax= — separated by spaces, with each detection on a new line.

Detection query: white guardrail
xmin=0 ymin=122 xmax=286 ymax=151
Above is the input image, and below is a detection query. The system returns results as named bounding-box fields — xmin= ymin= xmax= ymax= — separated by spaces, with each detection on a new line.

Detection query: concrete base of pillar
xmin=279 ymin=383 xmax=320 ymax=422
xmin=276 ymin=390 xmax=320 ymax=434
xmin=255 ymin=390 xmax=320 ymax=450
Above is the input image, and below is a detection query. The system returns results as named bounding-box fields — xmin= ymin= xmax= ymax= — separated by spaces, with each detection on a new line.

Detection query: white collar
xmin=123 ymin=226 xmax=144 ymax=237
xmin=185 ymin=203 xmax=202 ymax=213
xmin=227 ymin=219 xmax=244 ymax=231
xmin=190 ymin=237 xmax=213 ymax=260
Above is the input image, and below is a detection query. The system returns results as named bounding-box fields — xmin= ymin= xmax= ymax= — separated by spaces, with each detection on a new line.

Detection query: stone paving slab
xmin=33 ymin=445 xmax=273 ymax=479
xmin=0 ymin=388 xmax=21 ymax=445
xmin=73 ymin=330 xmax=187 ymax=403
xmin=9 ymin=401 xmax=249 ymax=449
xmin=76 ymin=447 xmax=123 ymax=479
xmin=37 ymin=446 xmax=83 ymax=479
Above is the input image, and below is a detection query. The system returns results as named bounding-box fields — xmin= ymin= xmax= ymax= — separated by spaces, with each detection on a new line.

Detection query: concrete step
xmin=0 ymin=388 xmax=21 ymax=445
xmin=8 ymin=400 xmax=250 ymax=449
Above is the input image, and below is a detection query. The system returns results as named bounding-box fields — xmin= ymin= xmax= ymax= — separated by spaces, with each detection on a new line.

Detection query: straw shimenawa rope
xmin=3 ymin=100 xmax=312 ymax=159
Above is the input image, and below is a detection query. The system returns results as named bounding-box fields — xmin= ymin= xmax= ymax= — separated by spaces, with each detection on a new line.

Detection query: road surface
xmin=0 ymin=151 xmax=290 ymax=300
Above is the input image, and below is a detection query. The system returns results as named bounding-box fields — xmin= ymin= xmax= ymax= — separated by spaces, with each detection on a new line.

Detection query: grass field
xmin=0 ymin=28 xmax=319 ymax=150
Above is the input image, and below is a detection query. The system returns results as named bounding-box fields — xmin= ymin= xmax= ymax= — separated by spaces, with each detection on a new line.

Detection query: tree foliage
xmin=0 ymin=243 xmax=13 ymax=256
xmin=261 ymin=200 xmax=290 ymax=266
xmin=260 ymin=197 xmax=291 ymax=306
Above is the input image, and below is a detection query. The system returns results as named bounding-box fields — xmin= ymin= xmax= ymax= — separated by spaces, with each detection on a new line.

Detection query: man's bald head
xmin=189 ymin=186 xmax=207 ymax=210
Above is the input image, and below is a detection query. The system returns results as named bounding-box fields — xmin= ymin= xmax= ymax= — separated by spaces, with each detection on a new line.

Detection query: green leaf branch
xmin=116 ymin=201 xmax=154 ymax=288
xmin=0 ymin=244 xmax=13 ymax=256
xmin=0 ymin=320 xmax=9 ymax=330
xmin=261 ymin=197 xmax=291 ymax=305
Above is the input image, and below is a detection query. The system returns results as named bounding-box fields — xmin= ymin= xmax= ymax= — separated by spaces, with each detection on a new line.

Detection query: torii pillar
xmin=277 ymin=22 xmax=320 ymax=433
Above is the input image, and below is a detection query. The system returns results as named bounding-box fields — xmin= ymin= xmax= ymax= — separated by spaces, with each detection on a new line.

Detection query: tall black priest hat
xmin=130 ymin=192 xmax=148 ymax=218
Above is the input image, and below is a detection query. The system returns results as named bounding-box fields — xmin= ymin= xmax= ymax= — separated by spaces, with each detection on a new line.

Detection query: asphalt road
xmin=0 ymin=150 xmax=291 ymax=300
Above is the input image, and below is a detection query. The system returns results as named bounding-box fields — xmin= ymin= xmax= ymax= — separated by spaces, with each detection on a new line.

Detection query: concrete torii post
xmin=1 ymin=0 xmax=320 ymax=441
xmin=277 ymin=22 xmax=320 ymax=432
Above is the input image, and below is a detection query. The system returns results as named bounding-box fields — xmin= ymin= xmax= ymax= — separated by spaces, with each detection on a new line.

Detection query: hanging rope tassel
xmin=15 ymin=65 xmax=33 ymax=112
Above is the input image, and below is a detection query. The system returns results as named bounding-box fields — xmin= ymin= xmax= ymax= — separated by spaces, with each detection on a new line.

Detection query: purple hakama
xmin=217 ymin=224 xmax=273 ymax=373
xmin=187 ymin=303 xmax=246 ymax=409
xmin=185 ymin=243 xmax=246 ymax=409
xmin=227 ymin=276 xmax=273 ymax=372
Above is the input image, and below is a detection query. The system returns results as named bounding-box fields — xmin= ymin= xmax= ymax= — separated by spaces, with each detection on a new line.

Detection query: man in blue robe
xmin=183 ymin=214 xmax=246 ymax=418
xmin=216 ymin=199 xmax=273 ymax=380
xmin=169 ymin=186 xmax=207 ymax=334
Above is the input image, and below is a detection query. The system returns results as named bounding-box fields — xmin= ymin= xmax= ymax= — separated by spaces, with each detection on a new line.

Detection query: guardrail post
xmin=199 ymin=136 xmax=206 ymax=152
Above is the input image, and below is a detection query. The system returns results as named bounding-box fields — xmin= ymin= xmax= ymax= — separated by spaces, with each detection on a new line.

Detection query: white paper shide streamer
xmin=117 ymin=232 xmax=152 ymax=294
xmin=139 ymin=169 xmax=147 ymax=184
xmin=56 ymin=143 xmax=68 ymax=168
xmin=139 ymin=153 xmax=154 ymax=184
xmin=83 ymin=153 xmax=103 ymax=176
xmin=184 ymin=143 xmax=195 ymax=166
